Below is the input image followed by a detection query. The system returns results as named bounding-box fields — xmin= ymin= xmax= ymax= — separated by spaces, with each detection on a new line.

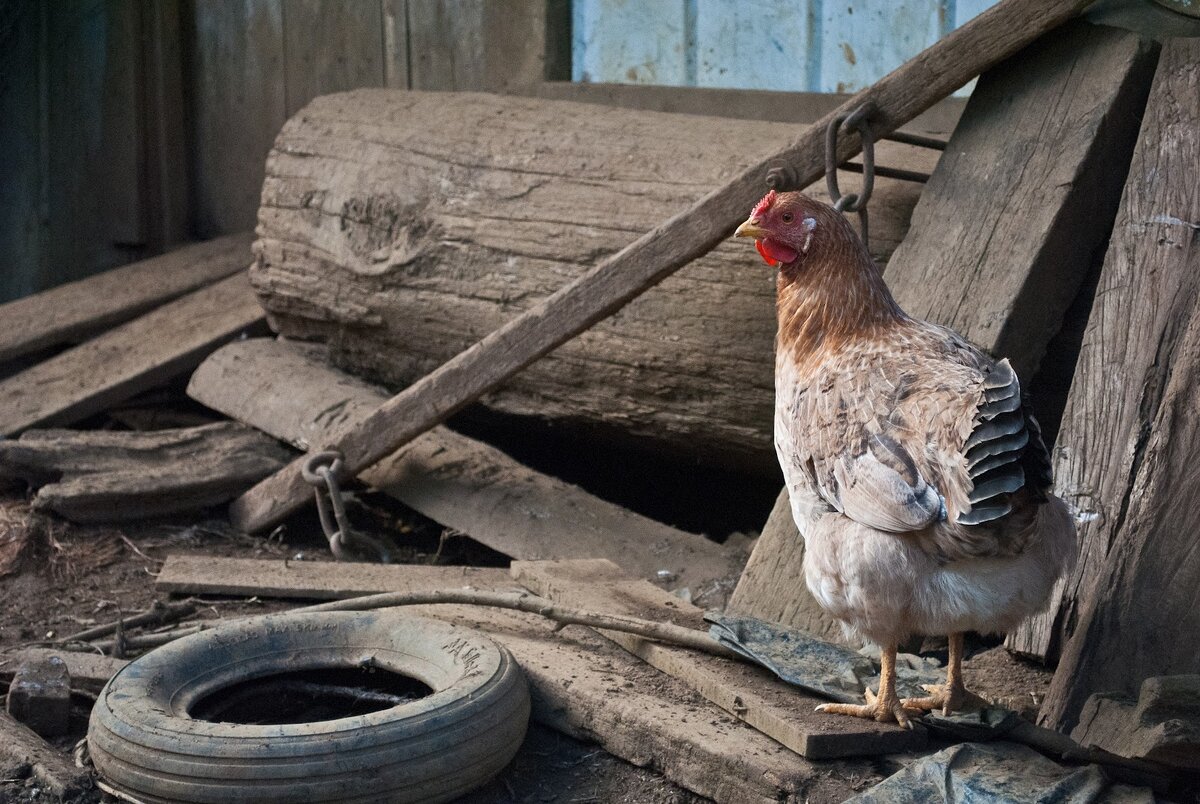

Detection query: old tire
xmin=87 ymin=611 xmax=529 ymax=803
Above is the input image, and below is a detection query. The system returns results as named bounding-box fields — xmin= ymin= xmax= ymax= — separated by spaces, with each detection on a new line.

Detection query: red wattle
xmin=756 ymin=238 xmax=798 ymax=266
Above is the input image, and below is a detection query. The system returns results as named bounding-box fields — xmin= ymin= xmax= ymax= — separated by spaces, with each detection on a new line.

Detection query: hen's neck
xmin=776 ymin=240 xmax=906 ymax=373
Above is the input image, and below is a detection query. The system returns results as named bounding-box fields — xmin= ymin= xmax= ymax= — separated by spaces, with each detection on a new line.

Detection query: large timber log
xmin=250 ymin=90 xmax=938 ymax=472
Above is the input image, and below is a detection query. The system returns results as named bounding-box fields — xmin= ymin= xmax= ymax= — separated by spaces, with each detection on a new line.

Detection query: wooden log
xmin=512 ymin=558 xmax=926 ymax=759
xmin=150 ymin=556 xmax=869 ymax=802
xmin=252 ymin=92 xmax=933 ymax=475
xmin=0 ymin=273 xmax=265 ymax=437
xmin=233 ymin=0 xmax=1094 ymax=534
xmin=189 ymin=339 xmax=743 ymax=596
xmin=728 ymin=21 xmax=1158 ymax=639
xmin=155 ymin=555 xmax=514 ymax=599
xmin=0 ymin=233 xmax=252 ymax=365
xmin=1036 ymin=40 xmax=1200 ymax=731
xmin=0 ymin=423 xmax=291 ymax=523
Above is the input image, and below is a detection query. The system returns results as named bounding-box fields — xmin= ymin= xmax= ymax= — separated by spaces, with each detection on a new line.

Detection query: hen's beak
xmin=735 ymin=219 xmax=767 ymax=239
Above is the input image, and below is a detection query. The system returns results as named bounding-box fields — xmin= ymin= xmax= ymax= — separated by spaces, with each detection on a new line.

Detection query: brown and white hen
xmin=735 ymin=190 xmax=1076 ymax=726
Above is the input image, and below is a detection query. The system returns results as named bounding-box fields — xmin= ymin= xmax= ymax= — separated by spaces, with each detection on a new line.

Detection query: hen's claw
xmin=901 ymin=682 xmax=989 ymax=716
xmin=815 ymin=688 xmax=920 ymax=729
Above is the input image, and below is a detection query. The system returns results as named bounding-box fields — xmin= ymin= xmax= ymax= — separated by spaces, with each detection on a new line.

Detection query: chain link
xmin=301 ymin=451 xmax=392 ymax=563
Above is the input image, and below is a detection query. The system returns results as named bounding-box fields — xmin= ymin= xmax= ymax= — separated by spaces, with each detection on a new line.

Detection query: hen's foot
xmin=816 ymin=687 xmax=921 ymax=729
xmin=902 ymin=683 xmax=989 ymax=716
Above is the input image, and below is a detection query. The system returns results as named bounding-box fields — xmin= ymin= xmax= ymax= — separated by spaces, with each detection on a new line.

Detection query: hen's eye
xmin=781 ymin=212 xmax=794 ymax=223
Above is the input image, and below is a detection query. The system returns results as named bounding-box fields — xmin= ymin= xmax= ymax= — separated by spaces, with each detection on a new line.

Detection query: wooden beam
xmin=728 ymin=21 xmax=1158 ymax=639
xmin=512 ymin=559 xmax=925 ymax=759
xmin=0 ymin=273 xmax=265 ymax=437
xmin=1035 ymin=39 xmax=1200 ymax=731
xmin=0 ymin=649 xmax=128 ymax=694
xmin=0 ymin=711 xmax=92 ymax=800
xmin=0 ymin=233 xmax=252 ymax=364
xmin=189 ymin=339 xmax=742 ymax=595
xmin=0 ymin=423 xmax=290 ymax=523
xmin=155 ymin=556 xmax=513 ymax=599
xmin=231 ymin=0 xmax=1094 ymax=533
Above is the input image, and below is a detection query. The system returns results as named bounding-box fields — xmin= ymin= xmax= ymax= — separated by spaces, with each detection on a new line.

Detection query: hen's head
xmin=734 ymin=190 xmax=851 ymax=269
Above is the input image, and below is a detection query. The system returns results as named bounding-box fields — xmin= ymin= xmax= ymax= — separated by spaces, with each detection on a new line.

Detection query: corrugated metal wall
xmin=572 ymin=0 xmax=998 ymax=93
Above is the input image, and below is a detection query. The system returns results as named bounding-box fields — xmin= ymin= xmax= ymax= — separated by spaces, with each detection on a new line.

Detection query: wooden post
xmin=230 ymin=0 xmax=1094 ymax=533
xmin=728 ymin=22 xmax=1158 ymax=638
xmin=1035 ymin=39 xmax=1200 ymax=732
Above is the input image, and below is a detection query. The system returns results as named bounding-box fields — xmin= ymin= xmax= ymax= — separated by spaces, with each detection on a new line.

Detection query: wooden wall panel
xmin=282 ymin=0 xmax=386 ymax=116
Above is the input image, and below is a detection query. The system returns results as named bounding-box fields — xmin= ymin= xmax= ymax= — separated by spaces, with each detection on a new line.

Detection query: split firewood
xmin=0 ymin=423 xmax=291 ymax=523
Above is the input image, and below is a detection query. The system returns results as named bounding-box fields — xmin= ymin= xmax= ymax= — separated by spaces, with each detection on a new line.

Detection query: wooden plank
xmin=513 ymin=559 xmax=926 ymax=759
xmin=381 ymin=0 xmax=410 ymax=88
xmin=0 ymin=649 xmax=128 ymax=694
xmin=282 ymin=0 xmax=385 ymax=117
xmin=155 ymin=555 xmax=514 ymax=599
xmin=0 ymin=711 xmax=92 ymax=800
xmin=407 ymin=0 xmax=545 ymax=92
xmin=188 ymin=339 xmax=743 ymax=596
xmin=0 ymin=423 xmax=291 ymax=523
xmin=140 ymin=0 xmax=190 ymax=253
xmin=0 ymin=273 xmax=265 ymax=437
xmin=231 ymin=0 xmax=1095 ymax=534
xmin=728 ymin=21 xmax=1158 ymax=637
xmin=0 ymin=233 xmax=252 ymax=364
xmin=1035 ymin=40 xmax=1200 ymax=732
xmin=188 ymin=0 xmax=286 ymax=236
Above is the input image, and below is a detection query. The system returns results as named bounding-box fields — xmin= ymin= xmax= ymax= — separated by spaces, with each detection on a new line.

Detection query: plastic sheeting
xmin=847 ymin=743 xmax=1156 ymax=804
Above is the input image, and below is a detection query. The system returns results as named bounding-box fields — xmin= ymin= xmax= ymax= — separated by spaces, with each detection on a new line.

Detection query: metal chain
xmin=301 ymin=451 xmax=392 ymax=563
xmin=765 ymin=100 xmax=879 ymax=254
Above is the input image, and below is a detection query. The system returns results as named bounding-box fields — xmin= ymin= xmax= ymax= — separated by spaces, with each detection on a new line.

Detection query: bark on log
xmin=250 ymin=90 xmax=937 ymax=473
xmin=1036 ymin=40 xmax=1200 ymax=732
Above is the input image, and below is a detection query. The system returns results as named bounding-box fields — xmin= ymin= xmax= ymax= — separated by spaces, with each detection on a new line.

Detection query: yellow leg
xmin=902 ymin=632 xmax=989 ymax=715
xmin=815 ymin=644 xmax=919 ymax=728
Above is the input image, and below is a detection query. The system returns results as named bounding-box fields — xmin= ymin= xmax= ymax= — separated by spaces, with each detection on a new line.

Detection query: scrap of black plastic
xmin=847 ymin=742 xmax=1156 ymax=804
xmin=704 ymin=611 xmax=942 ymax=703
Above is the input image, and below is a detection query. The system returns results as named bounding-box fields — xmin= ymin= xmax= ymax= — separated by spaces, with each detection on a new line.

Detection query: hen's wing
xmin=793 ymin=326 xmax=1051 ymax=558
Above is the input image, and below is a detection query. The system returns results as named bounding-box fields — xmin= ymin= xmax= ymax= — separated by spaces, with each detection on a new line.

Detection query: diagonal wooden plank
xmin=513 ymin=558 xmax=926 ymax=760
xmin=229 ymin=0 xmax=1094 ymax=534
xmin=728 ymin=22 xmax=1158 ymax=642
xmin=1035 ymin=39 xmax=1200 ymax=730
xmin=188 ymin=339 xmax=742 ymax=595
xmin=0 ymin=233 xmax=253 ymax=364
xmin=0 ymin=273 xmax=264 ymax=437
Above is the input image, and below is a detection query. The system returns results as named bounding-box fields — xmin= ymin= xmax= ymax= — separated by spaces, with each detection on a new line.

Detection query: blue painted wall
xmin=573 ymin=0 xmax=998 ymax=94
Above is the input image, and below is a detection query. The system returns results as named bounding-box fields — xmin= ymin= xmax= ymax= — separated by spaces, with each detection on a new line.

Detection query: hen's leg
xmin=815 ymin=644 xmax=918 ymax=728
xmin=902 ymin=632 xmax=988 ymax=715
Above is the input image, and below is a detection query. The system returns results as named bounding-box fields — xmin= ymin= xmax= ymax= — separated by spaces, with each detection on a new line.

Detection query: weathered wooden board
xmin=0 ymin=424 xmax=290 ymax=523
xmin=0 ymin=649 xmax=128 ymax=694
xmin=0 ymin=273 xmax=265 ymax=437
xmin=250 ymin=92 xmax=932 ymax=475
xmin=513 ymin=559 xmax=925 ymax=759
xmin=232 ymin=0 xmax=1096 ymax=534
xmin=281 ymin=0 xmax=385 ymax=117
xmin=0 ymin=234 xmax=252 ymax=364
xmin=729 ymin=21 xmax=1157 ymax=638
xmin=189 ymin=339 xmax=743 ymax=596
xmin=155 ymin=556 xmax=513 ymax=599
xmin=407 ymin=1 xmax=548 ymax=92
xmin=0 ymin=711 xmax=92 ymax=800
xmin=1035 ymin=40 xmax=1200 ymax=732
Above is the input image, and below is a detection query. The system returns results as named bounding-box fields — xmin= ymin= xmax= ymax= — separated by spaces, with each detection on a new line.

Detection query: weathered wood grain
xmin=233 ymin=0 xmax=1094 ymax=534
xmin=729 ymin=21 xmax=1157 ymax=640
xmin=188 ymin=339 xmax=742 ymax=596
xmin=251 ymin=92 xmax=931 ymax=473
xmin=155 ymin=556 xmax=513 ymax=599
xmin=0 ymin=711 xmax=92 ymax=800
xmin=0 ymin=273 xmax=265 ymax=437
xmin=1035 ymin=40 xmax=1200 ymax=731
xmin=0 ymin=233 xmax=252 ymax=364
xmin=513 ymin=559 xmax=925 ymax=759
xmin=281 ymin=0 xmax=384 ymax=117
xmin=0 ymin=423 xmax=290 ymax=523
xmin=0 ymin=649 xmax=128 ymax=694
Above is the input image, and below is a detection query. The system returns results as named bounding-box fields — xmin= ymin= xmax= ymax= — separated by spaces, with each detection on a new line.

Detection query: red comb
xmin=751 ymin=190 xmax=777 ymax=219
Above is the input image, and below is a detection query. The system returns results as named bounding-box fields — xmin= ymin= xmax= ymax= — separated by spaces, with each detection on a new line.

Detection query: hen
xmin=735 ymin=190 xmax=1076 ymax=726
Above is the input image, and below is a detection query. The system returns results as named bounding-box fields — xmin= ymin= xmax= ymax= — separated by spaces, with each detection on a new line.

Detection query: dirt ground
xmin=0 ymin=490 xmax=1077 ymax=804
